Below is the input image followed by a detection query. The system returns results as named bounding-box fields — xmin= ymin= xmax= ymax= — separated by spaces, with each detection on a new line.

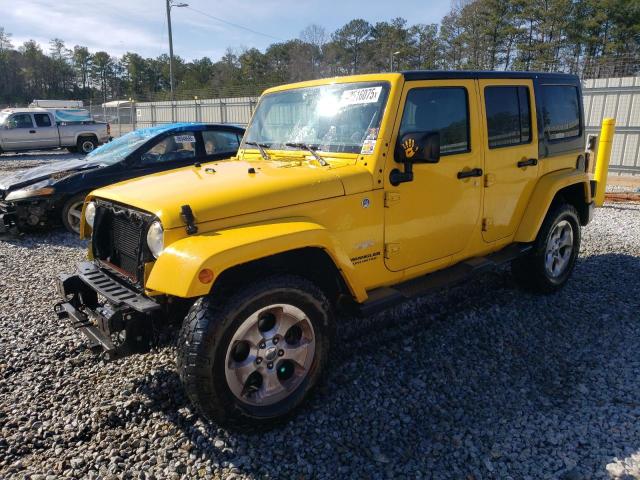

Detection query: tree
xmin=331 ymin=19 xmax=372 ymax=73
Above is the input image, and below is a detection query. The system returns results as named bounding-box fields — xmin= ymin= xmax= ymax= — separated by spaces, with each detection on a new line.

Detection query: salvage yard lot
xmin=1 ymin=151 xmax=640 ymax=479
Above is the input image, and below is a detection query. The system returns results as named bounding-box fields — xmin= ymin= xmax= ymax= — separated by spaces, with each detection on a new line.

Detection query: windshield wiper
xmin=285 ymin=142 xmax=328 ymax=166
xmin=245 ymin=141 xmax=271 ymax=160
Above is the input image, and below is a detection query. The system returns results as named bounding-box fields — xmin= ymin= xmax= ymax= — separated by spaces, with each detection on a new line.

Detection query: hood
xmin=0 ymin=158 xmax=103 ymax=191
xmin=90 ymin=159 xmax=362 ymax=229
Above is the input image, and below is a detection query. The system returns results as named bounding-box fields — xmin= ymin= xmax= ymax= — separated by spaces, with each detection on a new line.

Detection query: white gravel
xmin=1 ymin=154 xmax=640 ymax=479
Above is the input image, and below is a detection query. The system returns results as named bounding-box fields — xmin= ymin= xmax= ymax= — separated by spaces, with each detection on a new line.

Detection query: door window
xmin=484 ymin=86 xmax=531 ymax=148
xmin=141 ymin=133 xmax=197 ymax=164
xmin=541 ymin=85 xmax=581 ymax=140
xmin=8 ymin=114 xmax=34 ymax=129
xmin=399 ymin=87 xmax=469 ymax=155
xmin=202 ymin=130 xmax=241 ymax=155
xmin=34 ymin=113 xmax=52 ymax=127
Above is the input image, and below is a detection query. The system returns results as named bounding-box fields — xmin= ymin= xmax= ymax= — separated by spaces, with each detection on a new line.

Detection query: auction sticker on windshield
xmin=175 ymin=135 xmax=196 ymax=143
xmin=340 ymin=86 xmax=382 ymax=106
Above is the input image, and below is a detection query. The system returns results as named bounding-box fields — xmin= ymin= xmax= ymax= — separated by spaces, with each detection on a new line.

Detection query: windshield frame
xmin=242 ymin=80 xmax=391 ymax=160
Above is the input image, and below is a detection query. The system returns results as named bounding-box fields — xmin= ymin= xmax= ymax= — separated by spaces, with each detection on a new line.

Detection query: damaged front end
xmin=0 ymin=197 xmax=58 ymax=233
xmin=55 ymin=262 xmax=161 ymax=360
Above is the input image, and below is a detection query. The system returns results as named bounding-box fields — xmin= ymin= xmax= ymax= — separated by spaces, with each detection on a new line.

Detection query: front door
xmin=3 ymin=113 xmax=36 ymax=150
xmin=478 ymin=79 xmax=539 ymax=242
xmin=384 ymin=80 xmax=483 ymax=272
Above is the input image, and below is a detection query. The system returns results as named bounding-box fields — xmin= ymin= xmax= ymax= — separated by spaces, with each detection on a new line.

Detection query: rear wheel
xmin=77 ymin=136 xmax=97 ymax=154
xmin=177 ymin=275 xmax=332 ymax=426
xmin=512 ymin=202 xmax=581 ymax=293
xmin=61 ymin=193 xmax=87 ymax=234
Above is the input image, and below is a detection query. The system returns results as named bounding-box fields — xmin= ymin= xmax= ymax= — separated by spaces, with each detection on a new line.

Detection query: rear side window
xmin=34 ymin=113 xmax=52 ymax=127
xmin=485 ymin=86 xmax=531 ymax=148
xmin=542 ymin=85 xmax=581 ymax=140
xmin=202 ymin=130 xmax=241 ymax=155
xmin=399 ymin=87 xmax=469 ymax=155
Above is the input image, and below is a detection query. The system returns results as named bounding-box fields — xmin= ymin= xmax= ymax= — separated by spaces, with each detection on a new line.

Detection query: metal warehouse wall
xmin=583 ymin=77 xmax=640 ymax=175
xmin=135 ymin=97 xmax=258 ymax=127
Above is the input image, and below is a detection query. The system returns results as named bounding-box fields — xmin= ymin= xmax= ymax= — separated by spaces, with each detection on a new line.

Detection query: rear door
xmin=32 ymin=113 xmax=60 ymax=148
xmin=478 ymin=79 xmax=539 ymax=242
xmin=3 ymin=113 xmax=37 ymax=150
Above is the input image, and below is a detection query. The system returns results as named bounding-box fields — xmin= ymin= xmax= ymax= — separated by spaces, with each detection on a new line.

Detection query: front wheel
xmin=61 ymin=193 xmax=87 ymax=234
xmin=177 ymin=275 xmax=332 ymax=426
xmin=512 ymin=202 xmax=581 ymax=293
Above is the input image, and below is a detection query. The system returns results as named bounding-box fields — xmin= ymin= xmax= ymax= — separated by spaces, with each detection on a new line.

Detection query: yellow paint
xmin=594 ymin=118 xmax=616 ymax=207
xmin=477 ymin=79 xmax=539 ymax=242
xmin=83 ymin=72 xmax=591 ymax=303
xmin=514 ymin=168 xmax=590 ymax=242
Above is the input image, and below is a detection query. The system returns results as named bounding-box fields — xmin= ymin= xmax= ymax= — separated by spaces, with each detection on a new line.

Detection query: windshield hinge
xmin=384 ymin=192 xmax=400 ymax=207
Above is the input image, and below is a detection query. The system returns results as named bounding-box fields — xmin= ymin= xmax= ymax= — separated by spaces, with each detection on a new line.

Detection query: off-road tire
xmin=177 ymin=275 xmax=333 ymax=427
xmin=77 ymin=136 xmax=98 ymax=154
xmin=61 ymin=193 xmax=87 ymax=234
xmin=512 ymin=202 xmax=581 ymax=293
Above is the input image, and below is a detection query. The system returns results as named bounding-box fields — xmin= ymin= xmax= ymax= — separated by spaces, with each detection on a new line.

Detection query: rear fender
xmin=146 ymin=218 xmax=365 ymax=300
xmin=515 ymin=169 xmax=590 ymax=242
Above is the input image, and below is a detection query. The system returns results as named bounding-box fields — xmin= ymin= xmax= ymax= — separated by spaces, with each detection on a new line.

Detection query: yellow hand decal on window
xmin=402 ymin=138 xmax=418 ymax=158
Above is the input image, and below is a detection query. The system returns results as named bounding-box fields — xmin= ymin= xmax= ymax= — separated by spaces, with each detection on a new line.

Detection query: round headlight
xmin=146 ymin=221 xmax=164 ymax=259
xmin=85 ymin=202 xmax=96 ymax=228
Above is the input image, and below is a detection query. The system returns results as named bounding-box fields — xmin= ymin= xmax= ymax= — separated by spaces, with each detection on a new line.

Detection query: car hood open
xmin=90 ymin=158 xmax=366 ymax=230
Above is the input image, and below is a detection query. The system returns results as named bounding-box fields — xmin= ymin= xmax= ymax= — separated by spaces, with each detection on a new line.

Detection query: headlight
xmin=85 ymin=202 xmax=96 ymax=228
xmin=5 ymin=180 xmax=55 ymax=201
xmin=146 ymin=221 xmax=164 ymax=259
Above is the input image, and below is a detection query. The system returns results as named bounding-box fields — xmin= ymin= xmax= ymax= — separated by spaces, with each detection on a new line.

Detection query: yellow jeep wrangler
xmin=56 ymin=71 xmax=595 ymax=425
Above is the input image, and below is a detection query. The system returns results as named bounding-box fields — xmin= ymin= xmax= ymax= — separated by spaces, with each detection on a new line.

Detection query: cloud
xmin=1 ymin=0 xmax=450 ymax=60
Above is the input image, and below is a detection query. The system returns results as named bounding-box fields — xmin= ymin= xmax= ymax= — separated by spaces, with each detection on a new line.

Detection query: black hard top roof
xmin=402 ymin=70 xmax=579 ymax=83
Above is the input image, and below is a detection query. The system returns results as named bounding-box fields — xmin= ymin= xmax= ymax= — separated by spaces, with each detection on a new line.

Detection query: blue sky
xmin=0 ymin=0 xmax=451 ymax=60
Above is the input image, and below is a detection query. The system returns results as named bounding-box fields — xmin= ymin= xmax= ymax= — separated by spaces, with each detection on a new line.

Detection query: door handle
xmin=517 ymin=158 xmax=538 ymax=168
xmin=29 ymin=130 xmax=36 ymax=134
xmin=457 ymin=168 xmax=483 ymax=179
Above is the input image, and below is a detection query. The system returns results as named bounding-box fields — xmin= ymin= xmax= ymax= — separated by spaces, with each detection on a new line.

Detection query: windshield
xmin=85 ymin=127 xmax=165 ymax=164
xmin=243 ymin=81 xmax=390 ymax=155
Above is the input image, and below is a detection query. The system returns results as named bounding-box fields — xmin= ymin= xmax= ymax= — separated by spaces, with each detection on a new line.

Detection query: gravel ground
xmin=1 ymin=153 xmax=640 ymax=479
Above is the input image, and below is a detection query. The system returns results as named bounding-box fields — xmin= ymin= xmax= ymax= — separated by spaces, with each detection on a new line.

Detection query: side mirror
xmin=390 ymin=131 xmax=440 ymax=186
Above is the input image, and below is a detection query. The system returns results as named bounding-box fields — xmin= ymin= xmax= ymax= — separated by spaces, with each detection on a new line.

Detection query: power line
xmin=184 ymin=5 xmax=282 ymax=41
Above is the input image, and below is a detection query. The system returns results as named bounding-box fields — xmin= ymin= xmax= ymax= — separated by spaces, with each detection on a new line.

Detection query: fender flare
xmin=146 ymin=218 xmax=366 ymax=301
xmin=514 ymin=169 xmax=590 ymax=243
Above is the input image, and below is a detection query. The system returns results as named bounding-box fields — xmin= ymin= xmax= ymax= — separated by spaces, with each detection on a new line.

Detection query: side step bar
xmin=357 ymin=243 xmax=532 ymax=317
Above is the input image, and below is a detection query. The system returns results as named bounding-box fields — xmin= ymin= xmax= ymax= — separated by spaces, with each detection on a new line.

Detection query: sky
xmin=0 ymin=0 xmax=451 ymax=61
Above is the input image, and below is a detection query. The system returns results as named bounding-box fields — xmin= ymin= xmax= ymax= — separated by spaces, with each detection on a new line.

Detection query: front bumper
xmin=55 ymin=261 xmax=160 ymax=359
xmin=0 ymin=197 xmax=58 ymax=232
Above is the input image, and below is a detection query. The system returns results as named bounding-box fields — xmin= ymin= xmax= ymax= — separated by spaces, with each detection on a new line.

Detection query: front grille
xmin=92 ymin=202 xmax=151 ymax=284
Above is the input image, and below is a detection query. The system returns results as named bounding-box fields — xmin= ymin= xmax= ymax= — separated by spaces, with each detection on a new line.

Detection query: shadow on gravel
xmin=124 ymin=252 xmax=640 ymax=477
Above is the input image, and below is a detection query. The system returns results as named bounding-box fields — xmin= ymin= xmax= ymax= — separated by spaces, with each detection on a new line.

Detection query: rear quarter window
xmin=541 ymin=85 xmax=581 ymax=141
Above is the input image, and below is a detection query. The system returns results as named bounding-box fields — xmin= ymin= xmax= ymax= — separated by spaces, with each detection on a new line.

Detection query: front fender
xmin=515 ymin=169 xmax=590 ymax=242
xmin=146 ymin=218 xmax=366 ymax=301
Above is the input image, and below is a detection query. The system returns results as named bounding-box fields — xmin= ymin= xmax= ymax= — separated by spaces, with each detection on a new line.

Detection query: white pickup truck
xmin=0 ymin=108 xmax=110 ymax=155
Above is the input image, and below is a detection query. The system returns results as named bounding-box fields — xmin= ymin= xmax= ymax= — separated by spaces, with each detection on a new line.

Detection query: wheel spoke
xmin=69 ymin=209 xmax=82 ymax=220
xmin=258 ymin=371 xmax=283 ymax=399
xmin=229 ymin=355 xmax=258 ymax=385
xmin=274 ymin=307 xmax=303 ymax=338
xmin=283 ymin=338 xmax=312 ymax=367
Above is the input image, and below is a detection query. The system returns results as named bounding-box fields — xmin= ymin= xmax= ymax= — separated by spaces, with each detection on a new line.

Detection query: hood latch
xmin=180 ymin=205 xmax=198 ymax=235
